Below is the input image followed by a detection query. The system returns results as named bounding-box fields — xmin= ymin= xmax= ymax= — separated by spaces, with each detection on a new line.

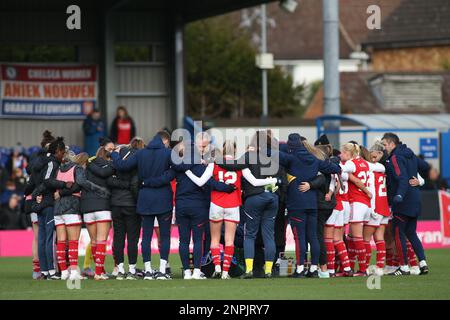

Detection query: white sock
xmin=400 ymin=265 xmax=410 ymax=272
xmin=328 ymin=269 xmax=335 ymax=274
xmin=343 ymin=266 xmax=351 ymax=272
xmin=144 ymin=261 xmax=152 ymax=273
xmin=419 ymin=260 xmax=427 ymax=268
xmin=222 ymin=270 xmax=229 ymax=277
xmin=309 ymin=265 xmax=318 ymax=272
xmin=296 ymin=265 xmax=304 ymax=273
xmin=117 ymin=263 xmax=125 ymax=274
xmin=184 ymin=269 xmax=192 ymax=277
xmin=215 ymin=265 xmax=222 ymax=273
xmin=160 ymin=259 xmax=167 ymax=273
xmin=129 ymin=264 xmax=136 ymax=274
xmin=193 ymin=268 xmax=201 ymax=276
xmin=49 ymin=269 xmax=55 ymax=275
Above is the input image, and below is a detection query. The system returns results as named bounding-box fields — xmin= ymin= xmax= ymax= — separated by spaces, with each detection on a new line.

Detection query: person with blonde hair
xmin=51 ymin=151 xmax=109 ymax=280
xmin=340 ymin=142 xmax=385 ymax=276
xmin=276 ymin=133 xmax=340 ymax=278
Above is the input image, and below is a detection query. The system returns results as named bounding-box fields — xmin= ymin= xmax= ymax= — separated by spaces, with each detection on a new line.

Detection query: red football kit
xmin=210 ymin=164 xmax=242 ymax=208
xmin=373 ymin=171 xmax=390 ymax=217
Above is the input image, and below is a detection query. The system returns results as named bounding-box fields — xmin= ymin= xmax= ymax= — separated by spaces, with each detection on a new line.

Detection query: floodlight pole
xmin=261 ymin=4 xmax=269 ymax=126
xmin=323 ymin=0 xmax=341 ymax=148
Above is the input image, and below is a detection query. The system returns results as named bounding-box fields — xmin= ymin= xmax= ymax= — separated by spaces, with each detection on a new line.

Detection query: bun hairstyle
xmin=41 ymin=130 xmax=56 ymax=148
xmin=342 ymin=142 xmax=360 ymax=158
xmin=130 ymin=137 xmax=145 ymax=150
xmin=99 ymin=137 xmax=112 ymax=147
xmin=48 ymin=137 xmax=65 ymax=155
xmin=369 ymin=140 xmax=385 ymax=153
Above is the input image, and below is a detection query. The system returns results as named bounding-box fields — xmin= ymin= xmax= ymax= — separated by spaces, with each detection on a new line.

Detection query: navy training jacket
xmin=111 ymin=134 xmax=174 ymax=215
xmin=385 ymin=144 xmax=430 ymax=217
xmin=279 ymin=144 xmax=341 ymax=211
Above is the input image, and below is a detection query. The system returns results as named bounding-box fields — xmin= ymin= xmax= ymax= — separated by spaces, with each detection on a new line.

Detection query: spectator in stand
xmin=12 ymin=168 xmax=27 ymax=195
xmin=0 ymin=194 xmax=29 ymax=230
xmin=83 ymin=109 xmax=106 ymax=157
xmin=7 ymin=143 xmax=28 ymax=177
xmin=422 ymin=167 xmax=449 ymax=191
xmin=109 ymin=106 xmax=136 ymax=145
xmin=1 ymin=180 xmax=17 ymax=206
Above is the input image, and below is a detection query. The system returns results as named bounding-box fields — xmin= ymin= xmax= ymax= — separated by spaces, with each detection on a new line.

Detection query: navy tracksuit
xmin=142 ymin=143 xmax=233 ymax=270
xmin=278 ymin=137 xmax=341 ymax=267
xmin=385 ymin=144 xmax=430 ymax=265
xmin=111 ymin=135 xmax=174 ymax=265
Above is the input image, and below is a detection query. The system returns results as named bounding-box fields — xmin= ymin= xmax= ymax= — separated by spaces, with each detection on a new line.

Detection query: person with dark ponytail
xmin=81 ymin=137 xmax=115 ymax=280
xmin=24 ymin=130 xmax=55 ymax=279
xmin=32 ymin=136 xmax=66 ymax=280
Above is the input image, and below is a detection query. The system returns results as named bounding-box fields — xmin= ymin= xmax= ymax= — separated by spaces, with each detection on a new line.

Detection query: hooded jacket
xmin=107 ymin=146 xmax=139 ymax=208
xmin=385 ymin=143 xmax=430 ymax=217
xmin=81 ymin=157 xmax=114 ymax=213
xmin=279 ymin=134 xmax=341 ymax=211
xmin=111 ymin=134 xmax=174 ymax=215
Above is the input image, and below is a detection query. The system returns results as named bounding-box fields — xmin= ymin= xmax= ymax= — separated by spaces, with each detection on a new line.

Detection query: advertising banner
xmin=0 ymin=64 xmax=97 ymax=119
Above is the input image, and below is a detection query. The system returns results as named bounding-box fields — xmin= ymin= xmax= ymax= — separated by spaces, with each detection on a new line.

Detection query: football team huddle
xmin=26 ymin=128 xmax=429 ymax=281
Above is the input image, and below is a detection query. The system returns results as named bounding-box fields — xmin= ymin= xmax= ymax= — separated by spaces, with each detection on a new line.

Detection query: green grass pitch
xmin=0 ymin=249 xmax=449 ymax=300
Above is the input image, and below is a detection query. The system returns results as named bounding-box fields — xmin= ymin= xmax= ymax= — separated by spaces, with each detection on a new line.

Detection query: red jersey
xmin=211 ymin=164 xmax=242 ymax=208
xmin=373 ymin=171 xmax=390 ymax=217
xmin=347 ymin=157 xmax=371 ymax=206
xmin=117 ymin=118 xmax=132 ymax=144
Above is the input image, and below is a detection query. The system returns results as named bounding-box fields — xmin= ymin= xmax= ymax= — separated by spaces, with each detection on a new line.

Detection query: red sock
xmin=347 ymin=236 xmax=356 ymax=270
xmin=325 ymin=238 xmax=335 ymax=272
xmin=375 ymin=240 xmax=386 ymax=268
xmin=353 ymin=237 xmax=367 ymax=272
xmin=56 ymin=241 xmax=68 ymax=272
xmin=68 ymin=240 xmax=79 ymax=269
xmin=406 ymin=241 xmax=418 ymax=267
xmin=91 ymin=243 xmax=97 ymax=259
xmin=223 ymin=246 xmax=234 ymax=273
xmin=334 ymin=240 xmax=350 ymax=270
xmin=386 ymin=247 xmax=394 ymax=266
xmin=95 ymin=241 xmax=106 ymax=275
xmin=32 ymin=259 xmax=40 ymax=273
xmin=211 ymin=246 xmax=221 ymax=267
xmin=364 ymin=241 xmax=372 ymax=267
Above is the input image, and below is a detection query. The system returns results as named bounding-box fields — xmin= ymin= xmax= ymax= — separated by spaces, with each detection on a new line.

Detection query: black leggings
xmin=111 ymin=206 xmax=142 ymax=265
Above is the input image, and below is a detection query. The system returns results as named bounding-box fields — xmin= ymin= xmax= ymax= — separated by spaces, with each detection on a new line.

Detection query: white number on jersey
xmin=218 ymin=171 xmax=238 ymax=185
xmin=378 ymin=175 xmax=387 ymax=197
